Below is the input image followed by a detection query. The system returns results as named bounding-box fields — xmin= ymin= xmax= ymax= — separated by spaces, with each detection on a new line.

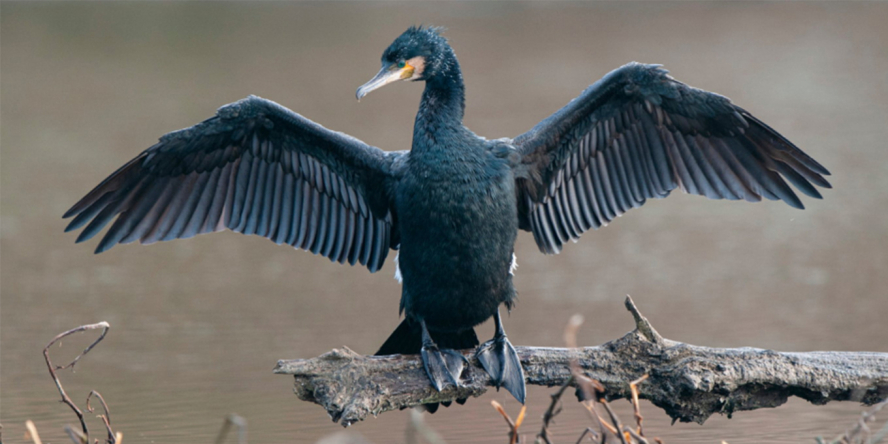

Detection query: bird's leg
xmin=420 ymin=320 xmax=468 ymax=392
xmin=475 ymin=309 xmax=526 ymax=404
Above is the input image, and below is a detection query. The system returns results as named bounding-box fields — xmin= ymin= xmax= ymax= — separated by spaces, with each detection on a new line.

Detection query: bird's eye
xmin=397 ymin=60 xmax=406 ymax=69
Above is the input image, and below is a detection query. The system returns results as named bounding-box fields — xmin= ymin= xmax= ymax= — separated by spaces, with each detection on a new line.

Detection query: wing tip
xmin=805 ymin=187 xmax=824 ymax=200
xmin=75 ymin=228 xmax=98 ymax=244
xmin=785 ymin=194 xmax=805 ymax=210
xmin=94 ymin=236 xmax=116 ymax=254
xmin=64 ymin=220 xmax=81 ymax=233
xmin=543 ymin=242 xmax=562 ymax=255
xmin=62 ymin=207 xmax=78 ymax=219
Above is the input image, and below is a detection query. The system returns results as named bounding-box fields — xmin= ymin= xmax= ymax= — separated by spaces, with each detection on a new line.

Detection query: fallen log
xmin=274 ymin=297 xmax=888 ymax=427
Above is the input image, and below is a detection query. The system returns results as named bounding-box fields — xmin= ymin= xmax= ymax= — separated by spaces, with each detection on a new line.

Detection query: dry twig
xmin=574 ymin=427 xmax=599 ymax=444
xmin=629 ymin=375 xmax=649 ymax=436
xmin=491 ymin=401 xmax=526 ymax=444
xmin=215 ymin=414 xmax=248 ymax=444
xmin=536 ymin=376 xmax=575 ymax=444
xmin=86 ymin=390 xmax=116 ymax=444
xmin=536 ymin=314 xmax=588 ymax=444
xmin=598 ymin=401 xmax=629 ymax=444
xmin=63 ymin=425 xmax=87 ymax=444
xmin=818 ymin=399 xmax=888 ymax=444
xmin=567 ymin=313 xmax=660 ymax=444
xmin=25 ymin=420 xmax=43 ymax=444
xmin=577 ymin=370 xmax=662 ymax=444
xmin=42 ymin=322 xmax=111 ymax=442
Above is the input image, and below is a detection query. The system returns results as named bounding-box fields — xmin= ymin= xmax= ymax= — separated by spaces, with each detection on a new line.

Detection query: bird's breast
xmin=396 ymin=150 xmax=516 ymax=245
xmin=394 ymin=150 xmax=518 ymax=328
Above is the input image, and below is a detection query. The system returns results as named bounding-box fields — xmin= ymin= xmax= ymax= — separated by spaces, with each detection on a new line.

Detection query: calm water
xmin=2 ymin=3 xmax=887 ymax=443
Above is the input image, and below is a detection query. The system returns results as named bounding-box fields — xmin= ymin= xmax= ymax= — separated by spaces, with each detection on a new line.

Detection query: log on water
xmin=274 ymin=297 xmax=888 ymax=427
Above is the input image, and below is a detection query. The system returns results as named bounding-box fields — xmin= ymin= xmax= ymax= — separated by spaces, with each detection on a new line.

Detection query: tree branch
xmin=274 ymin=297 xmax=888 ymax=427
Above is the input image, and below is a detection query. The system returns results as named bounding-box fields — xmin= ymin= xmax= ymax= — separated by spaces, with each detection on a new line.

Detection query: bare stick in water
xmin=42 ymin=322 xmax=110 ymax=442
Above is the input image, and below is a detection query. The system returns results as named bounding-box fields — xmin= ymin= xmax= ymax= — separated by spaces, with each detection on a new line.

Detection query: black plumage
xmin=64 ymin=26 xmax=830 ymax=406
xmin=65 ymin=98 xmax=398 ymax=272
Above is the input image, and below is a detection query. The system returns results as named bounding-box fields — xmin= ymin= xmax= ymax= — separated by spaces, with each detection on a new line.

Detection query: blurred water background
xmin=2 ymin=2 xmax=887 ymax=443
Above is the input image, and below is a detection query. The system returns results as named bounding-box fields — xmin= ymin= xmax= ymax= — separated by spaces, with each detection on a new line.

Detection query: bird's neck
xmin=413 ymin=49 xmax=467 ymax=150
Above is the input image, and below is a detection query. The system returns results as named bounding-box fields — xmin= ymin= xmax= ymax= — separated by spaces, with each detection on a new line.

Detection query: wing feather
xmin=64 ymin=96 xmax=402 ymax=272
xmin=318 ymin=194 xmax=335 ymax=258
xmin=350 ymin=210 xmax=366 ymax=266
xmin=360 ymin=218 xmax=374 ymax=267
xmin=165 ymin=170 xmax=212 ymax=240
xmin=514 ymin=63 xmax=830 ymax=254
xmin=116 ymin=178 xmax=171 ymax=245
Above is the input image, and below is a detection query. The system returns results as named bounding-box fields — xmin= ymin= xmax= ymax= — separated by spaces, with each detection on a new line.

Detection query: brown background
xmin=2 ymin=2 xmax=887 ymax=443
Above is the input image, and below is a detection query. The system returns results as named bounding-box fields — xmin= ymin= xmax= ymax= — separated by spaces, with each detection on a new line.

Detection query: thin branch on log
xmin=275 ymin=298 xmax=888 ymax=427
xmin=624 ymin=296 xmax=663 ymax=346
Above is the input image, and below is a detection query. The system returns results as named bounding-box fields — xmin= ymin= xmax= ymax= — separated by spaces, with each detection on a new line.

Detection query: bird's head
xmin=356 ymin=26 xmax=450 ymax=100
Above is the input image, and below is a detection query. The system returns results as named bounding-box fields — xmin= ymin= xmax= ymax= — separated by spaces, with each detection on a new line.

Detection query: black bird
xmin=63 ymin=26 xmax=831 ymax=405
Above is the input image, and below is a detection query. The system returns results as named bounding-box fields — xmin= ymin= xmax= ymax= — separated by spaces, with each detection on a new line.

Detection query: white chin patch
xmin=394 ymin=251 xmax=403 ymax=284
xmin=509 ymin=253 xmax=518 ymax=276
xmin=406 ymin=56 xmax=426 ymax=80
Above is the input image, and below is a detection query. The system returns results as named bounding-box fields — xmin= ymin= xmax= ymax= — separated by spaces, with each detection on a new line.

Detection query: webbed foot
xmin=475 ymin=310 xmax=526 ymax=404
xmin=421 ymin=343 xmax=468 ymax=391
xmin=419 ymin=320 xmax=467 ymax=391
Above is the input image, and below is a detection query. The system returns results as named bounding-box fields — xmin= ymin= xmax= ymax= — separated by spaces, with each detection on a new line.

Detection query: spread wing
xmin=513 ymin=63 xmax=831 ymax=254
xmin=64 ymin=96 xmax=403 ymax=272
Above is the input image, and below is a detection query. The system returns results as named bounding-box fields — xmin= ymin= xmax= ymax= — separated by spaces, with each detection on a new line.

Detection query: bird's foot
xmin=475 ymin=334 xmax=525 ymax=404
xmin=421 ymin=344 xmax=468 ymax=392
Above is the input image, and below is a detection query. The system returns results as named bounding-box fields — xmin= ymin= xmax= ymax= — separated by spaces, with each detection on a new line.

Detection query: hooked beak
xmin=356 ymin=64 xmax=411 ymax=101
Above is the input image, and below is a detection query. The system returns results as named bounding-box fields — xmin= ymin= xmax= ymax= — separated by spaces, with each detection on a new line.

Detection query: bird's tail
xmin=376 ymin=318 xmax=479 ymax=355
xmin=375 ymin=318 xmax=479 ymax=413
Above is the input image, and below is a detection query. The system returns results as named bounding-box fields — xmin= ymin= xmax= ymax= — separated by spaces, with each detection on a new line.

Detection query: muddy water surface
xmin=2 ymin=3 xmax=887 ymax=443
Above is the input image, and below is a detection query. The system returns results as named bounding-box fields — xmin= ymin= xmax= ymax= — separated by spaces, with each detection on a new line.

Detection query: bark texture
xmin=274 ymin=298 xmax=888 ymax=427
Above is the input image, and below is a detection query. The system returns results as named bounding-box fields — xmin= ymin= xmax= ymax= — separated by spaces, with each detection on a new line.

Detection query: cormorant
xmin=63 ymin=26 xmax=831 ymax=406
